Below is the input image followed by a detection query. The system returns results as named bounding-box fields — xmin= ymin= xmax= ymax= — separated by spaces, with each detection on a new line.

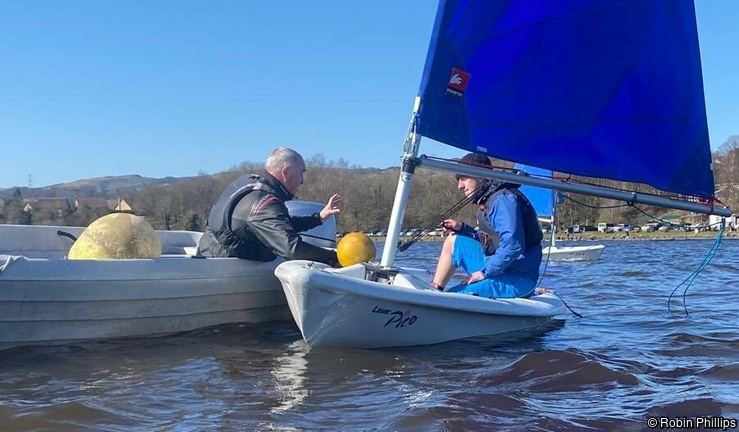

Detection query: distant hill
xmin=0 ymin=165 xmax=392 ymax=201
xmin=0 ymin=174 xmax=201 ymax=200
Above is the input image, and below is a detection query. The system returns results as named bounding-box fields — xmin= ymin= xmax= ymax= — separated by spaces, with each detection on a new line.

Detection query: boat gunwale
xmin=278 ymin=261 xmax=566 ymax=318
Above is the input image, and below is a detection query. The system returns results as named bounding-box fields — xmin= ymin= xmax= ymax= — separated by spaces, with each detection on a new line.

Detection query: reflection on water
xmin=0 ymin=239 xmax=738 ymax=431
xmin=270 ymin=341 xmax=309 ymax=414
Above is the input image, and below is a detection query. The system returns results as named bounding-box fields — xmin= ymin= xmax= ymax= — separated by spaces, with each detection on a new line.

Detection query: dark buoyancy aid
xmin=203 ymin=174 xmax=288 ymax=259
xmin=474 ymin=181 xmax=544 ymax=256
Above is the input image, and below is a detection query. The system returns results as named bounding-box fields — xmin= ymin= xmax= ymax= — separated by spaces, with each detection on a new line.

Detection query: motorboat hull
xmin=0 ymin=200 xmax=335 ymax=348
xmin=0 ymin=255 xmax=289 ymax=347
xmin=542 ymin=244 xmax=605 ymax=262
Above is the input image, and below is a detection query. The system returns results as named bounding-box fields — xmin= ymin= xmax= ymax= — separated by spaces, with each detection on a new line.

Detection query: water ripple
xmin=0 ymin=240 xmax=738 ymax=430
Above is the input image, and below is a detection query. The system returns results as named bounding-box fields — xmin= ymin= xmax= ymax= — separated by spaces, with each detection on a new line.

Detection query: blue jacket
xmin=458 ymin=187 xmax=542 ymax=282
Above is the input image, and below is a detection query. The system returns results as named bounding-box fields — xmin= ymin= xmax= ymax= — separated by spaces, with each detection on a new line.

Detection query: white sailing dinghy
xmin=277 ymin=0 xmax=731 ymax=349
xmin=0 ymin=200 xmax=336 ymax=348
xmin=276 ymin=262 xmax=562 ymax=349
xmin=517 ymin=165 xmax=605 ymax=262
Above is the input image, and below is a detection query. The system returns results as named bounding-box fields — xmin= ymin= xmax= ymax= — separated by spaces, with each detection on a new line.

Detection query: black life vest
xmin=204 ymin=174 xmax=273 ymax=258
xmin=475 ymin=183 xmax=544 ymax=256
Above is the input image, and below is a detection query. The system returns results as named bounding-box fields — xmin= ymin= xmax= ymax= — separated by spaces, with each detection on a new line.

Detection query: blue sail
xmin=416 ymin=0 xmax=714 ymax=199
xmin=515 ymin=164 xmax=553 ymax=218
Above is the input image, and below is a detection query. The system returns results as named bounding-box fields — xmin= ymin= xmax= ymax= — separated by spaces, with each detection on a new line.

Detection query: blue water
xmin=1 ymin=239 xmax=737 ymax=431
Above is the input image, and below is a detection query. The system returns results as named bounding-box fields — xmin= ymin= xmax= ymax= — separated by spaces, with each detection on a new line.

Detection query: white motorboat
xmin=517 ymin=165 xmax=606 ymax=262
xmin=0 ymin=200 xmax=335 ymax=348
xmin=542 ymin=244 xmax=606 ymax=262
xmin=276 ymin=260 xmax=565 ymax=349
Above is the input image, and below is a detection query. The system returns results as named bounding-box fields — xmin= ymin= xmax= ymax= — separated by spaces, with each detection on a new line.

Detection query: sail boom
xmin=418 ymin=156 xmax=732 ymax=217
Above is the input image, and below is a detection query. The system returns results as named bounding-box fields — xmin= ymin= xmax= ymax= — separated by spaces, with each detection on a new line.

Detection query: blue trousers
xmin=445 ymin=235 xmax=536 ymax=298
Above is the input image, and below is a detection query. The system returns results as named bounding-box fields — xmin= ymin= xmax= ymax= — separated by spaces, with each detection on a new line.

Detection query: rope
xmin=536 ymin=245 xmax=552 ymax=288
xmin=554 ymin=291 xmax=584 ymax=318
xmin=667 ymin=227 xmax=724 ymax=316
xmin=534 ymin=243 xmax=584 ymax=317
xmin=397 ymin=156 xmax=511 ymax=252
xmin=397 ymin=189 xmax=477 ymax=252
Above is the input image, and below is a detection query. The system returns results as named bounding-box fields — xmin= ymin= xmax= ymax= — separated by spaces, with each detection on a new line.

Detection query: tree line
xmin=3 ymin=136 xmax=738 ymax=232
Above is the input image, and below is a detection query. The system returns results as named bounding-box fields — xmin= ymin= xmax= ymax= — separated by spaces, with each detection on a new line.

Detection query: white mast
xmin=381 ymin=97 xmax=422 ymax=268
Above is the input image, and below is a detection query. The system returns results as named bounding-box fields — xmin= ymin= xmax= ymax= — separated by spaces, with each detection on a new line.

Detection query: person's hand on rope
xmin=440 ymin=219 xmax=461 ymax=233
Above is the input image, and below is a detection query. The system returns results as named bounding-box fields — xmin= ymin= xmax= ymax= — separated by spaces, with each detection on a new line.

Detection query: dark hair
xmin=455 ymin=152 xmax=492 ymax=180
xmin=459 ymin=152 xmax=492 ymax=167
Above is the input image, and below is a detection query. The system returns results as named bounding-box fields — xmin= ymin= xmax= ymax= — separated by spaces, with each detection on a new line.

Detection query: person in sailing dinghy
xmin=431 ymin=152 xmax=543 ymax=298
xmin=196 ymin=146 xmax=341 ymax=266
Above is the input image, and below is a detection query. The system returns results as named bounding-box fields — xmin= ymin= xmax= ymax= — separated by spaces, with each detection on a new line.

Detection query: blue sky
xmin=1 ymin=1 xmax=737 ymax=189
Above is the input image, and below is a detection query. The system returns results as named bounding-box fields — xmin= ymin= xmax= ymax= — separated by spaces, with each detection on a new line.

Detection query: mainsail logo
xmin=446 ymin=68 xmax=471 ymax=99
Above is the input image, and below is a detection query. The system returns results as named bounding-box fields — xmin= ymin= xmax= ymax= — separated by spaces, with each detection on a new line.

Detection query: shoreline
xmin=551 ymin=231 xmax=737 ymax=241
xmin=369 ymin=230 xmax=737 ymax=242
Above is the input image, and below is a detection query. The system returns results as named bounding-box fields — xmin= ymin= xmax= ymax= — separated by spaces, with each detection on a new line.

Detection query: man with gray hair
xmin=197 ymin=147 xmax=341 ymax=266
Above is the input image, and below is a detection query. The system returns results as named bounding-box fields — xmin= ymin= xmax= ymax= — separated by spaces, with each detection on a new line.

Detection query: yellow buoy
xmin=336 ymin=232 xmax=376 ymax=267
xmin=68 ymin=213 xmax=162 ymax=260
